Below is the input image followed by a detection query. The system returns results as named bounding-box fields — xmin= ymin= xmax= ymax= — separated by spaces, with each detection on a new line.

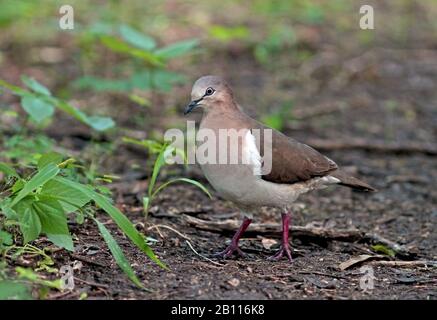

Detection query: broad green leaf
xmin=85 ymin=116 xmax=115 ymax=132
xmin=37 ymin=152 xmax=63 ymax=169
xmin=119 ymin=24 xmax=156 ymax=51
xmin=19 ymin=207 xmax=42 ymax=243
xmin=94 ymin=218 xmax=144 ymax=288
xmin=31 ymin=197 xmax=74 ymax=251
xmin=0 ymin=281 xmax=32 ymax=300
xmin=0 ymin=162 xmax=19 ymax=178
xmin=0 ymin=230 xmax=13 ymax=245
xmin=21 ymin=75 xmax=51 ymax=96
xmin=10 ymin=163 xmax=59 ymax=207
xmin=152 ymin=178 xmax=212 ymax=199
xmin=155 ymin=39 xmax=198 ymax=59
xmin=54 ymin=177 xmax=166 ymax=268
xmin=100 ymin=35 xmax=164 ymax=67
xmin=32 ymin=197 xmax=69 ymax=236
xmin=41 ymin=177 xmax=91 ymax=213
xmin=21 ymin=96 xmax=55 ymax=123
xmin=47 ymin=234 xmax=74 ymax=252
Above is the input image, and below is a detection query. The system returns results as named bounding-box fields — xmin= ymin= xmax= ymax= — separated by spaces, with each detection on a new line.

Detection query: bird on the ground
xmin=184 ymin=75 xmax=376 ymax=262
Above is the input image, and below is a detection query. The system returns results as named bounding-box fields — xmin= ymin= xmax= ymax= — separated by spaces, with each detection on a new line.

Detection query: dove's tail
xmin=330 ymin=170 xmax=377 ymax=192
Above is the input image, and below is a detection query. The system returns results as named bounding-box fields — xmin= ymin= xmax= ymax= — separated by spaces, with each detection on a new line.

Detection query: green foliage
xmin=75 ymin=24 xmax=198 ymax=93
xmin=123 ymin=138 xmax=211 ymax=216
xmin=0 ymin=77 xmax=115 ymax=132
xmin=261 ymin=101 xmax=294 ymax=130
xmin=209 ymin=25 xmax=249 ymax=43
xmin=0 ymin=153 xmax=165 ymax=287
xmin=371 ymin=244 xmax=396 ymax=258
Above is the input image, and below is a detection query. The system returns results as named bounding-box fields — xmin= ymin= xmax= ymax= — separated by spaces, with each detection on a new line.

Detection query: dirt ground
xmin=33 ymin=47 xmax=436 ymax=300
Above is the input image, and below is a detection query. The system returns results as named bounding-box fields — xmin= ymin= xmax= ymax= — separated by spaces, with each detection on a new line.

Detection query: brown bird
xmin=184 ymin=75 xmax=376 ymax=261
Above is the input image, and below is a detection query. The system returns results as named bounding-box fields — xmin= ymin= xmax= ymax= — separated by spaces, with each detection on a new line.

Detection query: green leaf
xmin=0 ymin=79 xmax=33 ymax=97
xmin=21 ymin=75 xmax=51 ymax=96
xmin=32 ymin=197 xmax=69 ymax=235
xmin=55 ymin=177 xmax=166 ymax=268
xmin=100 ymin=35 xmax=164 ymax=67
xmin=85 ymin=116 xmax=115 ymax=132
xmin=74 ymin=76 xmax=132 ymax=92
xmin=56 ymin=100 xmax=115 ymax=132
xmin=41 ymin=177 xmax=91 ymax=213
xmin=148 ymin=145 xmax=168 ymax=197
xmin=16 ymin=267 xmax=62 ymax=289
xmin=21 ymin=96 xmax=55 ymax=123
xmin=152 ymin=178 xmax=212 ymax=199
xmin=10 ymin=163 xmax=60 ymax=207
xmin=37 ymin=152 xmax=63 ymax=169
xmin=47 ymin=234 xmax=74 ymax=252
xmin=119 ymin=24 xmax=156 ymax=51
xmin=0 ymin=230 xmax=13 ymax=246
xmin=122 ymin=137 xmax=163 ymax=154
xmin=32 ymin=197 xmax=73 ymax=251
xmin=0 ymin=281 xmax=32 ymax=300
xmin=142 ymin=196 xmax=150 ymax=214
xmin=94 ymin=218 xmax=144 ymax=288
xmin=155 ymin=39 xmax=198 ymax=59
xmin=0 ymin=162 xmax=19 ymax=178
xmin=371 ymin=244 xmax=396 ymax=257
xmin=19 ymin=207 xmax=42 ymax=243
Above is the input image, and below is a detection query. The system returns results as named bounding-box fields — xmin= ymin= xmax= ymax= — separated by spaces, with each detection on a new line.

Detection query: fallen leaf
xmin=339 ymin=254 xmax=386 ymax=270
xmin=261 ymin=238 xmax=277 ymax=250
xmin=228 ymin=278 xmax=240 ymax=287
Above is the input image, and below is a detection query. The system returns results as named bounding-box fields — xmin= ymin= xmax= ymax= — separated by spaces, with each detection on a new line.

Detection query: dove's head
xmin=184 ymin=75 xmax=234 ymax=115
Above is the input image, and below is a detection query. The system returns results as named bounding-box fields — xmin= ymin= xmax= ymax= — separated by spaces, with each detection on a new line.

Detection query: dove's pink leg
xmin=268 ymin=212 xmax=293 ymax=262
xmin=214 ymin=216 xmax=252 ymax=259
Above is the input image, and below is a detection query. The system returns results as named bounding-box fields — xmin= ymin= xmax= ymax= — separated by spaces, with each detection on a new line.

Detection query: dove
xmin=184 ymin=75 xmax=375 ymax=261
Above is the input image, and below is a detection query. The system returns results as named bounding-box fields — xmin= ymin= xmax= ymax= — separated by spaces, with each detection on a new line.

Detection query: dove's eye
xmin=205 ymin=87 xmax=215 ymax=96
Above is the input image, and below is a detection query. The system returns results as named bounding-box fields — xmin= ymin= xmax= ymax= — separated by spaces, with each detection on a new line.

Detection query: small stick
xmin=148 ymin=224 xmax=192 ymax=241
xmin=70 ymin=254 xmax=109 ymax=268
xmin=185 ymin=240 xmax=224 ymax=267
xmin=368 ymin=260 xmax=437 ymax=268
xmin=74 ymin=277 xmax=109 ymax=289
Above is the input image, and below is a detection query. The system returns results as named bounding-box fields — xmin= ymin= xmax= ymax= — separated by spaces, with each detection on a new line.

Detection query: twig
xmin=147 ymin=224 xmax=192 ymax=241
xmin=304 ymin=138 xmax=437 ymax=156
xmin=182 ymin=215 xmax=415 ymax=258
xmin=73 ymin=277 xmax=109 ymax=289
xmin=185 ymin=240 xmax=224 ymax=267
xmin=182 ymin=215 xmax=363 ymax=241
xmin=368 ymin=260 xmax=437 ymax=268
xmin=70 ymin=254 xmax=109 ymax=268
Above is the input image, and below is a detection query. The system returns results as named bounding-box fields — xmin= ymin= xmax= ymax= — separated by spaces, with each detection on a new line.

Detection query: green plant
xmin=260 ymin=101 xmax=295 ymax=130
xmin=123 ymin=137 xmax=211 ymax=216
xmin=0 ymin=76 xmax=115 ymax=131
xmin=0 ymin=153 xmax=165 ymax=288
xmin=75 ymin=24 xmax=198 ymax=93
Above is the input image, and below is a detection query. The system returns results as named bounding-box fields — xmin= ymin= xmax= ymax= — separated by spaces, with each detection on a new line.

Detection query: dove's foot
xmin=213 ymin=216 xmax=252 ymax=260
xmin=213 ymin=243 xmax=246 ymax=259
xmin=267 ymin=212 xmax=293 ymax=262
xmin=268 ymin=243 xmax=293 ymax=262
